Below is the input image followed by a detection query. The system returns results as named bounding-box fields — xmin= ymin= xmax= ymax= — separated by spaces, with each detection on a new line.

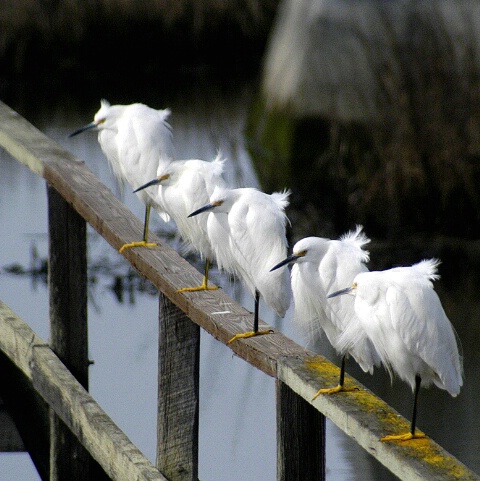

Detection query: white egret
xmin=189 ymin=186 xmax=291 ymax=343
xmin=134 ymin=154 xmax=227 ymax=292
xmin=69 ymin=99 xmax=175 ymax=252
xmin=331 ymin=259 xmax=463 ymax=441
xmin=270 ymin=226 xmax=380 ymax=397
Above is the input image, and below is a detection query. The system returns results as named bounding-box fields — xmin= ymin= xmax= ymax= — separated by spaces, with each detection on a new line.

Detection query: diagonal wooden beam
xmin=0 ymin=301 xmax=168 ymax=481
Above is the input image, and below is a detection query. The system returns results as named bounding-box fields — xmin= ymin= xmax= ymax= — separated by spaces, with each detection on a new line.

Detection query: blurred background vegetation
xmin=0 ymin=0 xmax=277 ymax=84
xmin=253 ymin=1 xmax=480 ymax=239
xmin=2 ymin=0 xmax=480 ymax=242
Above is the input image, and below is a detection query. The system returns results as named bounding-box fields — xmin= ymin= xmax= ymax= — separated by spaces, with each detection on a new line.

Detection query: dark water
xmin=0 ymin=77 xmax=479 ymax=480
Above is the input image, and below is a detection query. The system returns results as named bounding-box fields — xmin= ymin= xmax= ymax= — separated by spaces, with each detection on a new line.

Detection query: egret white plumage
xmin=330 ymin=259 xmax=463 ymax=441
xmin=270 ymin=226 xmax=380 ymax=397
xmin=69 ymin=99 xmax=175 ymax=252
xmin=189 ymin=186 xmax=291 ymax=343
xmin=134 ymin=154 xmax=227 ymax=292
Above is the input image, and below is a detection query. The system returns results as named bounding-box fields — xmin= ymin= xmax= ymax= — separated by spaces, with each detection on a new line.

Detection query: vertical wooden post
xmin=276 ymin=379 xmax=325 ymax=481
xmin=0 ymin=353 xmax=50 ymax=480
xmin=47 ymin=185 xmax=106 ymax=481
xmin=157 ymin=293 xmax=200 ymax=481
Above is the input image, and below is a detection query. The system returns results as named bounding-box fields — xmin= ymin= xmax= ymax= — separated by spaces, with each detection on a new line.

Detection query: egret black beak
xmin=270 ymin=254 xmax=300 ymax=272
xmin=68 ymin=122 xmax=97 ymax=138
xmin=188 ymin=204 xmax=216 ymax=218
xmin=133 ymin=178 xmax=162 ymax=193
xmin=327 ymin=286 xmax=353 ymax=298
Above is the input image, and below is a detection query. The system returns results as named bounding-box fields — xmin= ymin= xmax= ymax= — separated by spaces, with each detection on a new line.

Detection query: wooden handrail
xmin=0 ymin=301 xmax=167 ymax=481
xmin=0 ymin=100 xmax=478 ymax=481
xmin=0 ymin=101 xmax=303 ymax=377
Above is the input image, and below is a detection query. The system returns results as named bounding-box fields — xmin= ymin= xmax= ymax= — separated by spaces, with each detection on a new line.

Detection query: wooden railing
xmin=0 ymin=100 xmax=478 ymax=481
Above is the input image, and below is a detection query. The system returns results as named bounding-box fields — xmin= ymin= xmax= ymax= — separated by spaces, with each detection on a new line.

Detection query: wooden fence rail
xmin=0 ymin=301 xmax=167 ymax=481
xmin=0 ymin=99 xmax=478 ymax=481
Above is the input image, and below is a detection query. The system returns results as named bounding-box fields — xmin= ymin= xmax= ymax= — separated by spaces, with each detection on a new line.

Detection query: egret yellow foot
xmin=227 ymin=329 xmax=273 ymax=344
xmin=312 ymin=384 xmax=357 ymax=400
xmin=177 ymin=277 xmax=219 ymax=293
xmin=119 ymin=241 xmax=158 ymax=253
xmin=381 ymin=432 xmax=426 ymax=442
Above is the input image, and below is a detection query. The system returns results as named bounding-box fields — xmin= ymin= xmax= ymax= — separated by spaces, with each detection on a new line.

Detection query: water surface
xmin=0 ymin=80 xmax=478 ymax=480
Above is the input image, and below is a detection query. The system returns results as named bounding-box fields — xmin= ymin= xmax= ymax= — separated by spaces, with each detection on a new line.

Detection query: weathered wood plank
xmin=157 ymin=293 xmax=199 ymax=481
xmin=0 ymin=353 xmax=50 ymax=478
xmin=33 ymin=347 xmax=166 ymax=481
xmin=48 ymin=183 xmax=98 ymax=481
xmin=0 ymin=301 xmax=46 ymax=377
xmin=0 ymin=107 xmax=45 ymax=176
xmin=0 ymin=99 xmax=304 ymax=378
xmin=277 ymin=354 xmax=480 ymax=481
xmin=276 ymin=379 xmax=325 ymax=481
xmin=0 ymin=301 xmax=168 ymax=481
xmin=1 ymin=101 xmax=478 ymax=481
xmin=48 ymin=184 xmax=89 ymax=387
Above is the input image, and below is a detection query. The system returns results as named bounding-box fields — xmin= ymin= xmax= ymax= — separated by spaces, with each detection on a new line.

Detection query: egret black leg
xmin=227 ymin=289 xmax=272 ymax=344
xmin=410 ymin=375 xmax=422 ymax=436
xmin=312 ymin=355 xmax=356 ymax=399
xmin=253 ymin=289 xmax=260 ymax=333
xmin=143 ymin=204 xmax=151 ymax=242
xmin=338 ymin=356 xmax=346 ymax=387
xmin=381 ymin=374 xmax=425 ymax=441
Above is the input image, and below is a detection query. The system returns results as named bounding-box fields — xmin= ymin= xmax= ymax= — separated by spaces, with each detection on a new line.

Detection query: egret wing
xmin=387 ymin=281 xmax=462 ymax=395
xmin=228 ymin=191 xmax=290 ymax=316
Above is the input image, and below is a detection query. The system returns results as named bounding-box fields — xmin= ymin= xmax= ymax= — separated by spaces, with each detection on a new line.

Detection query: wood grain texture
xmin=276 ymin=379 xmax=325 ymax=481
xmin=157 ymin=293 xmax=199 ymax=481
xmin=0 ymin=99 xmax=304 ymax=378
xmin=0 ymin=301 xmax=168 ymax=481
xmin=47 ymin=186 xmax=110 ymax=481
xmin=33 ymin=347 xmax=167 ymax=481
xmin=1 ymin=100 xmax=478 ymax=481
xmin=278 ymin=355 xmax=480 ymax=481
xmin=48 ymin=185 xmax=89 ymax=386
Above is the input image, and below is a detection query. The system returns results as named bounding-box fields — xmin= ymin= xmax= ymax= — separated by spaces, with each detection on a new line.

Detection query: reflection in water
xmin=1 ymin=78 xmax=479 ymax=481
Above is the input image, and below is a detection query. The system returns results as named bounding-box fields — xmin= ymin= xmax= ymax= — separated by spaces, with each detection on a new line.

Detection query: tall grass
xmin=0 ymin=0 xmax=278 ymax=79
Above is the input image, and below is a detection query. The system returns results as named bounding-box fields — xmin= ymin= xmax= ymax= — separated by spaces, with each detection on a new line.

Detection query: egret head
xmin=188 ymin=186 xmax=228 ymax=217
xmin=188 ymin=199 xmax=224 ymax=217
xmin=270 ymin=237 xmax=328 ymax=271
xmin=133 ymin=172 xmax=171 ymax=193
xmin=92 ymin=99 xmax=111 ymax=126
xmin=270 ymin=250 xmax=306 ymax=272
xmin=208 ymin=185 xmax=229 ymax=206
xmin=68 ymin=99 xmax=111 ymax=137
